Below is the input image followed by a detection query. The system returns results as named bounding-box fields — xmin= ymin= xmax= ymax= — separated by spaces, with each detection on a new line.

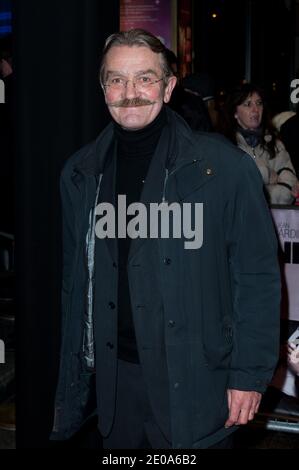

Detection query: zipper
xmin=162 ymin=168 xmax=169 ymax=202
xmin=83 ymin=173 xmax=103 ymax=370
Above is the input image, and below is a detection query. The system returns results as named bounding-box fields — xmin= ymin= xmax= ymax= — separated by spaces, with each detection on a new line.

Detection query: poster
xmin=271 ymin=207 xmax=299 ymax=322
xmin=177 ymin=0 xmax=192 ymax=77
xmin=262 ymin=208 xmax=299 ymax=398
xmin=120 ymin=0 xmax=173 ymax=49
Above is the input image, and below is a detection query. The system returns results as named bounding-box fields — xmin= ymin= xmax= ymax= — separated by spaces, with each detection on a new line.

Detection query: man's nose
xmin=124 ymin=80 xmax=138 ymax=98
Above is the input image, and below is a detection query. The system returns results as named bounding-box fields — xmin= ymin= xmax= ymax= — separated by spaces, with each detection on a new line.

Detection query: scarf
xmin=238 ymin=126 xmax=263 ymax=148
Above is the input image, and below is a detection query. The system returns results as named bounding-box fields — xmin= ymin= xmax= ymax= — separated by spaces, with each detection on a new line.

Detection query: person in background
xmin=270 ymin=331 xmax=299 ymax=400
xmin=0 ymin=35 xmax=13 ymax=80
xmin=165 ymin=49 xmax=212 ymax=132
xmin=220 ymin=83 xmax=298 ymax=205
xmin=288 ymin=341 xmax=299 ymax=397
xmin=288 ymin=333 xmax=299 ymax=379
xmin=0 ymin=34 xmax=13 ymax=233
xmin=182 ymin=72 xmax=218 ymax=129
xmin=277 ymin=111 xmax=299 ymax=179
xmin=272 ymin=110 xmax=296 ymax=141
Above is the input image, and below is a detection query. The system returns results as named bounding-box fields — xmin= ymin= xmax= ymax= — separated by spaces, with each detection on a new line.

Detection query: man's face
xmin=102 ymin=46 xmax=176 ymax=130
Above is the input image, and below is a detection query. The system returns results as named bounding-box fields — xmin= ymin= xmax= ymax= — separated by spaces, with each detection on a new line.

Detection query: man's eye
xmin=138 ymin=76 xmax=152 ymax=84
xmin=111 ymin=78 xmax=123 ymax=85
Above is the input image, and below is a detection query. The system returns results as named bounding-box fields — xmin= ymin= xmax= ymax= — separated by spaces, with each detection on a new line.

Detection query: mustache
xmin=108 ymin=97 xmax=156 ymax=107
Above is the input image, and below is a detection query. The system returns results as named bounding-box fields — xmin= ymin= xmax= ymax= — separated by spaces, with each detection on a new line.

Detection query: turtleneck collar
xmin=113 ymin=106 xmax=167 ymax=159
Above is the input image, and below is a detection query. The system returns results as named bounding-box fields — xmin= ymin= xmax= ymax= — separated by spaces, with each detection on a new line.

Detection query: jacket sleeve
xmin=267 ymin=140 xmax=298 ymax=204
xmin=59 ymin=165 xmax=77 ymax=338
xmin=226 ymin=154 xmax=281 ymax=393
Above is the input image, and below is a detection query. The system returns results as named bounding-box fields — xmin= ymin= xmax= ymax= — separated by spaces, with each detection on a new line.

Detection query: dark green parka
xmin=51 ymin=109 xmax=280 ymax=448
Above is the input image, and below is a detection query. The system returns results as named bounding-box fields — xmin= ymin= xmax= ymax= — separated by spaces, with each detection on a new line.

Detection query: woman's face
xmin=234 ymin=92 xmax=263 ymax=130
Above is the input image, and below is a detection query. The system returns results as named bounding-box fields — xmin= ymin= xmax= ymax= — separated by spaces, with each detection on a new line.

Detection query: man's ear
xmin=163 ymin=76 xmax=177 ymax=103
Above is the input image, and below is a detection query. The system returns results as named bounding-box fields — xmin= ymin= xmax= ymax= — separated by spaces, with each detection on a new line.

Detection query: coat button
xmin=168 ymin=320 xmax=175 ymax=327
xmin=174 ymin=382 xmax=179 ymax=389
xmin=164 ymin=257 xmax=172 ymax=265
xmin=108 ymin=301 xmax=116 ymax=309
xmin=206 ymin=168 xmax=213 ymax=175
xmin=106 ymin=342 xmax=114 ymax=349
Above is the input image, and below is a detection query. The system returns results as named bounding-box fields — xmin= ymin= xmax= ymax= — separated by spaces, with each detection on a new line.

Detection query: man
xmin=280 ymin=113 xmax=299 ymax=179
xmin=165 ymin=49 xmax=212 ymax=132
xmin=182 ymin=72 xmax=218 ymax=128
xmin=51 ymin=29 xmax=280 ymax=449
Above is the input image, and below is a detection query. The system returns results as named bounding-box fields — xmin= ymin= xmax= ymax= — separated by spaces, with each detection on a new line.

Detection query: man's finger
xmin=236 ymin=408 xmax=251 ymax=425
xmin=225 ymin=390 xmax=262 ymax=427
xmin=225 ymin=401 xmax=242 ymax=428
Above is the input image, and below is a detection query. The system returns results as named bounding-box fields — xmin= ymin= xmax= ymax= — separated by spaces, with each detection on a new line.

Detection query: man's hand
xmin=225 ymin=389 xmax=262 ymax=428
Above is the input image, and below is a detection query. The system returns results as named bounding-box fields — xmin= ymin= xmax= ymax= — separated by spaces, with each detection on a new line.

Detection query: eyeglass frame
xmin=103 ymin=76 xmax=164 ymax=91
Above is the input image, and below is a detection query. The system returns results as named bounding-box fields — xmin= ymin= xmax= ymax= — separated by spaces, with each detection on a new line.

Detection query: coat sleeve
xmin=226 ymin=154 xmax=281 ymax=393
xmin=267 ymin=140 xmax=298 ymax=204
xmin=59 ymin=164 xmax=78 ymax=344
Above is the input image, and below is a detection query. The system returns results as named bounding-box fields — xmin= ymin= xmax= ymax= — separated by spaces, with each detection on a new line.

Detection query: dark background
xmin=193 ymin=0 xmax=296 ymax=113
xmin=14 ymin=0 xmax=119 ymax=448
xmin=2 ymin=0 xmax=296 ymax=448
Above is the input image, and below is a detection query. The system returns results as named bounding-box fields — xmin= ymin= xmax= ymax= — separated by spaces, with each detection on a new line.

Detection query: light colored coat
xmin=237 ymin=132 xmax=298 ymax=204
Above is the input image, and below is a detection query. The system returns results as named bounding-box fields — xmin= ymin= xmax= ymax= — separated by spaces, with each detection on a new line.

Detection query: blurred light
xmin=0 ymin=25 xmax=11 ymax=34
xmin=0 ymin=11 xmax=11 ymax=21
xmin=212 ymin=13 xmax=218 ymax=19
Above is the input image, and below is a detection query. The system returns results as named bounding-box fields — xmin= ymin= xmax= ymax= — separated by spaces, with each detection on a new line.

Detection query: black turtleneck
xmin=114 ymin=106 xmax=166 ymax=363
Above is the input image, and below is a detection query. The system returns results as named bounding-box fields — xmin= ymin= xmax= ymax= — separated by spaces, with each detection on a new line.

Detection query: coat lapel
xmin=97 ymin=142 xmax=118 ymax=264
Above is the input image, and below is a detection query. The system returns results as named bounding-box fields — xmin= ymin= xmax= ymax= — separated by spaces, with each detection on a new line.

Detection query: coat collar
xmin=72 ymin=107 xmax=204 ymax=178
xmin=74 ymin=122 xmax=115 ymax=176
xmin=74 ymin=107 xmax=215 ymax=263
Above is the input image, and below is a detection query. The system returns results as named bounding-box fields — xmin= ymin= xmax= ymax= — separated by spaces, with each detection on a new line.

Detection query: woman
xmin=221 ymin=83 xmax=298 ymax=204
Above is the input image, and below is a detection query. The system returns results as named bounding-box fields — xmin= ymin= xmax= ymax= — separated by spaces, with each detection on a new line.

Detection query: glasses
xmin=104 ymin=76 xmax=164 ymax=92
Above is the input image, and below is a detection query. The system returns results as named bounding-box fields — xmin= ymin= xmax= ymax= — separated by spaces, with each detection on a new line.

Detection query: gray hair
xmin=99 ymin=29 xmax=173 ymax=86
